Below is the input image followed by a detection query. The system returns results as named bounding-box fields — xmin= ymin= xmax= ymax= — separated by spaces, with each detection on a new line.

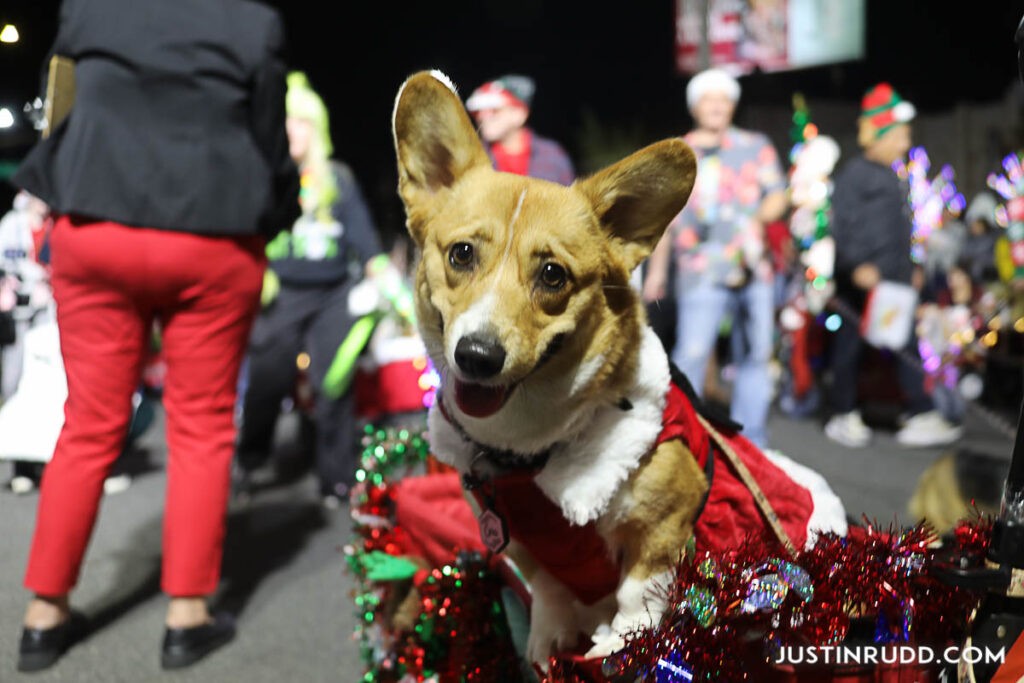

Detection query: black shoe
xmin=160 ymin=612 xmax=236 ymax=670
xmin=17 ymin=611 xmax=88 ymax=672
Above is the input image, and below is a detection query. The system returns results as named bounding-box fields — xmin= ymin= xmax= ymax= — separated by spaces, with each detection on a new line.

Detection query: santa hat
xmin=465 ymin=75 xmax=535 ymax=112
xmin=685 ymin=68 xmax=741 ymax=110
xmin=858 ymin=83 xmax=916 ymax=142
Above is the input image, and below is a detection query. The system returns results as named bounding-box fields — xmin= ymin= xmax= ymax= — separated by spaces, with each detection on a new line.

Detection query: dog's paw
xmin=585 ymin=624 xmax=625 ymax=660
xmin=526 ymin=628 xmax=550 ymax=670
xmin=526 ymin=571 xmax=583 ymax=667
xmin=527 ymin=620 xmax=579 ymax=669
xmin=527 ymin=636 xmax=553 ymax=672
xmin=584 ymin=604 xmax=657 ymax=660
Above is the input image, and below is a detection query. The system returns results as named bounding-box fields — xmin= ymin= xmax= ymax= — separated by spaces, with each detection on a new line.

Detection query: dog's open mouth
xmin=449 ymin=334 xmax=567 ymax=419
xmin=453 ymin=380 xmax=512 ymax=418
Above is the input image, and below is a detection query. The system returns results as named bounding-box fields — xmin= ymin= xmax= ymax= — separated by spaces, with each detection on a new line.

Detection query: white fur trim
xmin=763 ymin=449 xmax=848 ymax=546
xmin=534 ymin=327 xmax=670 ymax=526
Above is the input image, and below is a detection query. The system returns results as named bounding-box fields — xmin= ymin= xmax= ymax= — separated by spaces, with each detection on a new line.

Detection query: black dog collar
xmin=434 ymin=389 xmax=552 ymax=486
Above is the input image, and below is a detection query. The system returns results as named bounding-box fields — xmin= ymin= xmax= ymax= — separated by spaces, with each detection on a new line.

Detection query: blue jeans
xmin=672 ymin=278 xmax=774 ymax=447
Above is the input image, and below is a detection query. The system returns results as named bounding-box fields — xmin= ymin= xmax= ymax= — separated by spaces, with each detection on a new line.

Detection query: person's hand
xmin=365 ymin=253 xmax=390 ymax=278
xmin=852 ymin=263 xmax=881 ymax=290
xmin=642 ymin=271 xmax=666 ymax=303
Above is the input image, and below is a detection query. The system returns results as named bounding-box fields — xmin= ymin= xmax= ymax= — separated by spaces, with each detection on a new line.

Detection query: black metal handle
xmin=932 ymin=562 xmax=1011 ymax=592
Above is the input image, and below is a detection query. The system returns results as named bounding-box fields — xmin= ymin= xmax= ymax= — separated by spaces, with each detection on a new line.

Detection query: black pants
xmin=236 ymin=280 xmax=358 ymax=494
xmin=828 ymin=296 xmax=933 ymax=417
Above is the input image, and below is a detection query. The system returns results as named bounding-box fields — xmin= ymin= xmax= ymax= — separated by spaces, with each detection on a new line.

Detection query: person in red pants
xmin=10 ymin=0 xmax=299 ymax=672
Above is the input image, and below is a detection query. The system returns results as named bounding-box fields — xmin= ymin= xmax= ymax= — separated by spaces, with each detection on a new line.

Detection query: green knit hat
xmin=286 ymin=71 xmax=333 ymax=158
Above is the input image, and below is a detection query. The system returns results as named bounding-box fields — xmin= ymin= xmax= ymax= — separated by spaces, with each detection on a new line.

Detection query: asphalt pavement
xmin=1 ymin=410 xmax=360 ymax=683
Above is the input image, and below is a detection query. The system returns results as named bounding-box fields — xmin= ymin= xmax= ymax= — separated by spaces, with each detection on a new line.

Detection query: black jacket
xmin=831 ymin=155 xmax=915 ymax=300
xmin=13 ymin=0 xmax=300 ymax=237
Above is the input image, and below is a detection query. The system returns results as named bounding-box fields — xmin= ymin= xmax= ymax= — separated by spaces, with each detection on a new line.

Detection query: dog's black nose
xmin=454 ymin=336 xmax=506 ymax=379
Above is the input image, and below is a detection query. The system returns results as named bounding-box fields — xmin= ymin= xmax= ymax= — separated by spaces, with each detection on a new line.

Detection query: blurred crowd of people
xmin=5 ymin=65 xmax=1023 ymax=492
xmin=5 ymin=64 xmax=1024 ymax=495
xmin=639 ymin=70 xmax=1023 ymax=453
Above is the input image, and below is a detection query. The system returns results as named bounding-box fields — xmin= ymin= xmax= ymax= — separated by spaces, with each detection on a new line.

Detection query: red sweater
xmin=491 ymin=130 xmax=532 ymax=177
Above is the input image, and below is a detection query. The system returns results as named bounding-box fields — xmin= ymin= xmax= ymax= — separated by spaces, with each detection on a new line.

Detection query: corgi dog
xmin=391 ymin=70 xmax=846 ymax=666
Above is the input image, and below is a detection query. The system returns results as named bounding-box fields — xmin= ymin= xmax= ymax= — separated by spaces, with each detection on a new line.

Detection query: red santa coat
xmin=466 ymin=379 xmax=815 ymax=605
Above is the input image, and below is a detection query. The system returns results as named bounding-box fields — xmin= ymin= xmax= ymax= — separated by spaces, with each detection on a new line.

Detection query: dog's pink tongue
xmin=454 ymin=380 xmax=507 ymax=418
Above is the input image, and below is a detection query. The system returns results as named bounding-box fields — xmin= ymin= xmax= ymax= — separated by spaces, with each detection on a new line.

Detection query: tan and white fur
xmin=392 ymin=70 xmax=715 ymax=664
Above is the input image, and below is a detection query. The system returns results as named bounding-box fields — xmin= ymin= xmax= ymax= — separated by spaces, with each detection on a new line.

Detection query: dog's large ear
xmin=575 ymin=139 xmax=697 ymax=272
xmin=392 ymin=70 xmax=492 ymax=245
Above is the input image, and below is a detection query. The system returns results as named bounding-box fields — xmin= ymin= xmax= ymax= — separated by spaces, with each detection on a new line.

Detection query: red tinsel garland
xmin=548 ymin=516 xmax=992 ymax=683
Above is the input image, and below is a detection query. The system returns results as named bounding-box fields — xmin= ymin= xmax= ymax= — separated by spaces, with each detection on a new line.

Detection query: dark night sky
xmin=1 ymin=0 xmax=1023 ymax=243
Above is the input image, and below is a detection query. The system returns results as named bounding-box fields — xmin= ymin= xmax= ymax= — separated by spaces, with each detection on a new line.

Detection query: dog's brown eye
xmin=539 ymin=263 xmax=568 ymax=290
xmin=448 ymin=242 xmax=474 ymax=270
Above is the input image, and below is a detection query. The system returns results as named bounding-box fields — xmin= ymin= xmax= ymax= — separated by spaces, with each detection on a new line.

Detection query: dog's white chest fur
xmin=428 ymin=327 xmax=670 ymax=525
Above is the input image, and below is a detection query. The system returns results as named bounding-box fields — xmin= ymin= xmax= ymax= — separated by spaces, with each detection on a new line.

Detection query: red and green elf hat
xmin=466 ymin=75 xmax=535 ymax=112
xmin=860 ymin=83 xmax=916 ymax=140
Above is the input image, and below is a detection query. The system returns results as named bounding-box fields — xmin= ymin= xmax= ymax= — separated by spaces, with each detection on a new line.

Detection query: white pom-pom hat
xmin=685 ymin=68 xmax=741 ymax=110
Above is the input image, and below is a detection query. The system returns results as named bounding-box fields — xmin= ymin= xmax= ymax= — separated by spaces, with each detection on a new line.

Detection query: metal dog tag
xmin=477 ymin=508 xmax=509 ymax=554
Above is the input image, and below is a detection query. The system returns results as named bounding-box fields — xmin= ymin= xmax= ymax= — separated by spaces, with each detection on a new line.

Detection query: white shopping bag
xmin=860 ymin=280 xmax=918 ymax=350
xmin=0 ymin=321 xmax=66 ymax=463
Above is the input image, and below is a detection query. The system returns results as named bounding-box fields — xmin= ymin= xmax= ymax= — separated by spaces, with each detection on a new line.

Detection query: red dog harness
xmin=455 ymin=380 xmax=814 ymax=605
